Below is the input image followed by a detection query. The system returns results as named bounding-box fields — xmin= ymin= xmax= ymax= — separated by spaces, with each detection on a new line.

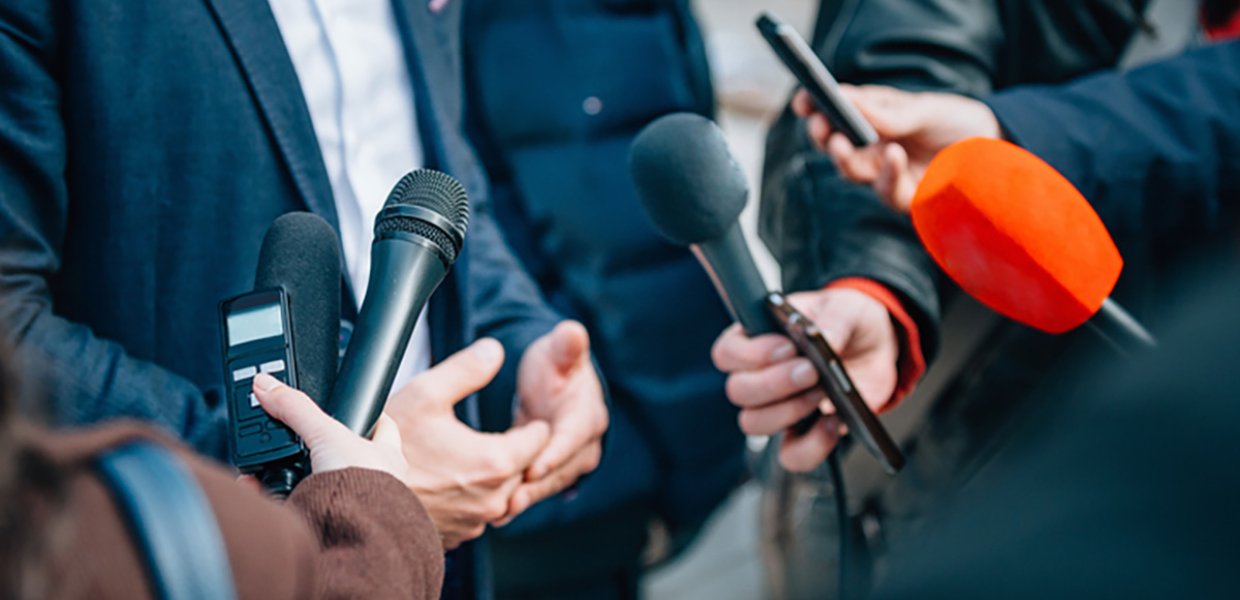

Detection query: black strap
xmin=96 ymin=442 xmax=237 ymax=600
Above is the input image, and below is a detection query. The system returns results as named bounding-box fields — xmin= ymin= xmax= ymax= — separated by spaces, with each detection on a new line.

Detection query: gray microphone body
xmin=326 ymin=170 xmax=470 ymax=437
xmin=690 ymin=223 xmax=781 ymax=336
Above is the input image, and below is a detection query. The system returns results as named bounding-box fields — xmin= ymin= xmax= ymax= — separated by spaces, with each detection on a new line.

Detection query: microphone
xmin=910 ymin=137 xmax=1156 ymax=353
xmin=326 ymin=169 xmax=469 ymax=437
xmin=254 ymin=212 xmax=342 ymax=405
xmin=243 ymin=211 xmax=342 ymax=494
xmin=630 ymin=112 xmax=903 ymax=473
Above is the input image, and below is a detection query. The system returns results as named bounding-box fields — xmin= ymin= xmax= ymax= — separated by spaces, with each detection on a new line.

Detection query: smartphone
xmin=768 ymin=293 xmax=904 ymax=474
xmin=756 ymin=11 xmax=879 ymax=147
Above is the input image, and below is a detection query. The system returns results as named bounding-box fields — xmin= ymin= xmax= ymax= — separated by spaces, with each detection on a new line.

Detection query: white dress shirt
xmin=269 ymin=0 xmax=432 ymax=394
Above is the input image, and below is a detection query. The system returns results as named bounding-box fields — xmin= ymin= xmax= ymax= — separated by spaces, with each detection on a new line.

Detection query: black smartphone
xmin=768 ymin=293 xmax=904 ymax=474
xmin=756 ymin=11 xmax=879 ymax=147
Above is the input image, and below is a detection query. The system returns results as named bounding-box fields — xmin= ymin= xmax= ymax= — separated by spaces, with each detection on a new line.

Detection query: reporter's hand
xmin=252 ymin=373 xmax=411 ymax=484
xmin=503 ymin=320 xmax=608 ymax=521
xmin=711 ymin=288 xmax=899 ymax=472
xmin=793 ymin=85 xmax=1001 ymax=212
xmin=383 ymin=339 xmax=552 ymax=549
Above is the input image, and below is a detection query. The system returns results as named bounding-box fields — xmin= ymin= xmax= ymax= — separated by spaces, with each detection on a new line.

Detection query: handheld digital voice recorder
xmin=220 ymin=287 xmax=307 ymax=495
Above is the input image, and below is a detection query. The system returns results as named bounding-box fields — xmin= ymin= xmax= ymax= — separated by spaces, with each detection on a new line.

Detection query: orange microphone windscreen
xmin=910 ymin=138 xmax=1122 ymax=334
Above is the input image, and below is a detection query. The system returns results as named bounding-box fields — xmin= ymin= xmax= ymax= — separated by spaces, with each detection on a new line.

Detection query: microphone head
xmin=254 ymin=212 xmax=342 ymax=403
xmin=911 ymin=138 xmax=1123 ymax=333
xmin=375 ymin=169 xmax=470 ymax=266
xmin=629 ymin=113 xmax=749 ymax=246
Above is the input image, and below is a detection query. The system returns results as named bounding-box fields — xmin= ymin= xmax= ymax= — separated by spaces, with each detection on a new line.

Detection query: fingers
xmin=549 ymin=320 xmax=590 ymax=373
xmin=371 ymin=413 xmax=403 ymax=449
xmin=236 ymin=474 xmax=262 ymax=493
xmin=874 ymin=142 xmax=917 ymax=213
xmin=711 ymin=324 xmax=796 ymax=373
xmin=791 ymin=88 xmax=815 ymax=117
xmin=492 ymin=420 xmax=553 ymax=474
xmin=725 ymin=357 xmax=819 ymax=408
xmin=779 ymin=415 xmax=844 ymax=472
xmin=737 ymin=389 xmax=824 ymax=436
xmin=500 ymin=442 xmax=602 ymax=524
xmin=253 ymin=373 xmax=348 ymax=448
xmin=827 ymin=133 xmax=886 ymax=185
xmin=845 ymin=85 xmax=918 ymax=138
xmin=807 ymin=113 xmax=834 ymax=152
xmin=389 ymin=338 xmax=505 ymax=415
xmin=527 ymin=405 xmax=603 ymax=480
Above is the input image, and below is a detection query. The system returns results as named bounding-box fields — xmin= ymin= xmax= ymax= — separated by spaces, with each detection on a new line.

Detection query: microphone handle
xmin=327 ymin=239 xmax=447 ymax=436
xmin=1086 ymin=297 xmax=1157 ymax=356
xmin=692 ymin=224 xmax=821 ymax=434
xmin=692 ymin=223 xmax=782 ymax=336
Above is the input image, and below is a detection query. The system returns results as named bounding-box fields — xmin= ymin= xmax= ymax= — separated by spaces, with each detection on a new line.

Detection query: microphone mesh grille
xmin=375 ymin=217 xmax=459 ymax=264
xmin=375 ymin=169 xmax=470 ymax=266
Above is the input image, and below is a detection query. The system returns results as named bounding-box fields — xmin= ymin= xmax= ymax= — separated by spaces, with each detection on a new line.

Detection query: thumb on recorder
xmin=252 ymin=372 xmax=413 ymax=484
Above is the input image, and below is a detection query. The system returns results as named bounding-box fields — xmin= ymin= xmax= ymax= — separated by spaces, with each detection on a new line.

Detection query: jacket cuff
xmin=825 ymin=277 xmax=927 ymax=411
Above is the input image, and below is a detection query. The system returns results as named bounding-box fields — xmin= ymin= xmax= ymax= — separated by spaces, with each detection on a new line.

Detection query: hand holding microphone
xmin=711 ymin=288 xmax=900 ymax=472
xmin=250 ymin=372 xmax=413 ymax=485
xmin=630 ymin=113 xmax=904 ymax=474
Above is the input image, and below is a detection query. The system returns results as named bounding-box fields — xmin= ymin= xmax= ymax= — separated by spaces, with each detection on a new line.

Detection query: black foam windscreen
xmin=628 ymin=113 xmax=750 ymax=246
xmin=254 ymin=212 xmax=342 ymax=405
xmin=376 ymin=169 xmax=470 ymax=264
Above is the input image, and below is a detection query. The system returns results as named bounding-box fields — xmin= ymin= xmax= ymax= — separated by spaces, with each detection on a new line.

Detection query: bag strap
xmin=96 ymin=441 xmax=237 ymax=600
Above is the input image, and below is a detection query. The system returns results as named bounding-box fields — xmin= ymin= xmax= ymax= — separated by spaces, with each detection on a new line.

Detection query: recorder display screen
xmin=227 ymin=303 xmax=284 ymax=347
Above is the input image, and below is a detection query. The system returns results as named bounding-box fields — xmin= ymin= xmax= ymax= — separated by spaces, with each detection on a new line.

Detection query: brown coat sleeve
xmin=33 ymin=421 xmax=443 ymax=600
xmin=287 ymin=468 xmax=445 ymax=599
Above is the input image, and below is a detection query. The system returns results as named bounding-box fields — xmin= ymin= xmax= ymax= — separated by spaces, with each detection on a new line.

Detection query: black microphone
xmin=254 ymin=212 xmax=343 ymax=405
xmin=247 ymin=211 xmax=341 ymax=494
xmin=630 ymin=114 xmax=779 ymax=335
xmin=629 ymin=112 xmax=903 ymax=473
xmin=326 ymin=169 xmax=469 ymax=437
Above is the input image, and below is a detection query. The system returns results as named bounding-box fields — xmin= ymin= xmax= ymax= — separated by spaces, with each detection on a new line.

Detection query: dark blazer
xmin=0 ymin=0 xmax=557 ymax=450
xmin=0 ymin=1 xmax=562 ymax=597
xmin=462 ymin=0 xmax=742 ymax=586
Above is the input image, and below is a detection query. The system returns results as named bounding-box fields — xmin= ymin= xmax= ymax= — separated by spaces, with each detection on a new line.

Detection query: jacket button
xmin=582 ymin=96 xmax=603 ymax=115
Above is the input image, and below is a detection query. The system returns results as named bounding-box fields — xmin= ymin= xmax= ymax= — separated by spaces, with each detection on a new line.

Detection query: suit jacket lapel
xmin=203 ymin=0 xmax=339 ymax=229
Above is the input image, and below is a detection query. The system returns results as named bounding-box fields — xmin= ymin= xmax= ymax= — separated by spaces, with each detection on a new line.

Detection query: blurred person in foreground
xmin=730 ymin=1 xmax=1231 ymax=597
xmin=869 ymin=255 xmax=1240 ymax=600
xmin=0 ymin=2 xmax=609 ymax=596
xmin=462 ymin=1 xmax=742 ymax=597
xmin=0 ymin=346 xmax=446 ymax=599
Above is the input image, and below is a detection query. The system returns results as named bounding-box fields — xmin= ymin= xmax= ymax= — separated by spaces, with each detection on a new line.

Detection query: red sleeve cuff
xmin=826 ymin=277 xmax=926 ymax=412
